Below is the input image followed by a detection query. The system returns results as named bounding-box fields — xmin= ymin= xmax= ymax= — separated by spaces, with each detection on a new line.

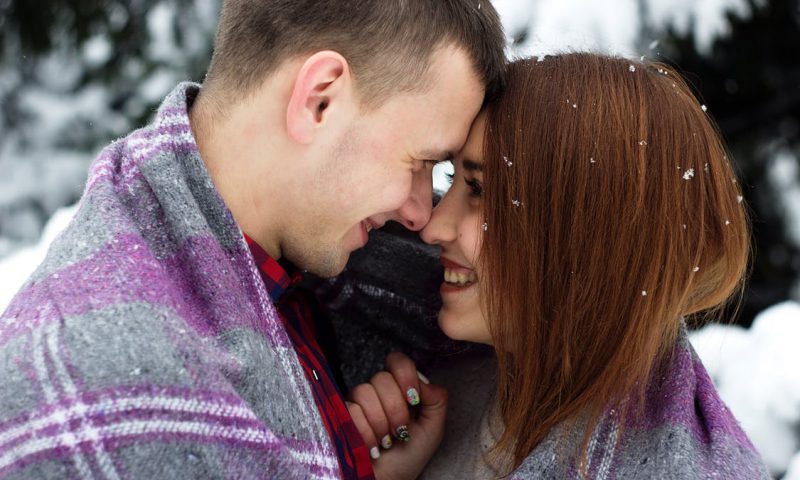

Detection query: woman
xmin=346 ymin=54 xmax=769 ymax=479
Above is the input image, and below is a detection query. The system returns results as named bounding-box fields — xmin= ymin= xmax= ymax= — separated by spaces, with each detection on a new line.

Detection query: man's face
xmin=284 ymin=45 xmax=485 ymax=277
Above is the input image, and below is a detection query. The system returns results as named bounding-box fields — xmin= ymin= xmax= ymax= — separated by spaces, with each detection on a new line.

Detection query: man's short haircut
xmin=202 ymin=0 xmax=506 ymax=109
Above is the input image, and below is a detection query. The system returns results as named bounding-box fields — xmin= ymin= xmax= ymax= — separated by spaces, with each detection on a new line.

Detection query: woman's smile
xmin=440 ymin=257 xmax=478 ymax=291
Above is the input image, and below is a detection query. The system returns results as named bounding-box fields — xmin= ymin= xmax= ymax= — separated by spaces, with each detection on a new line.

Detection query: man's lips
xmin=358 ymin=219 xmax=384 ymax=246
xmin=366 ymin=219 xmax=383 ymax=232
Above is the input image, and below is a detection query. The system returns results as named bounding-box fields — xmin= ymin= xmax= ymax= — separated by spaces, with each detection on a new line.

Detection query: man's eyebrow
xmin=463 ymin=158 xmax=483 ymax=172
xmin=419 ymin=149 xmax=455 ymax=162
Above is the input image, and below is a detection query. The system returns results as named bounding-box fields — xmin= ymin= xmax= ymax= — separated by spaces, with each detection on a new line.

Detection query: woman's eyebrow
xmin=462 ymin=158 xmax=483 ymax=172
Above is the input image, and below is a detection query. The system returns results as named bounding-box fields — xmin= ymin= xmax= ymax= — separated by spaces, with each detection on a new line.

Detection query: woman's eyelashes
xmin=465 ymin=177 xmax=483 ymax=197
xmin=444 ymin=172 xmax=483 ymax=197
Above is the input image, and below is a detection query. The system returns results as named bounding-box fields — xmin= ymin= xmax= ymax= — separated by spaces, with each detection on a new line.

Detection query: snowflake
xmin=683 ymin=168 xmax=695 ymax=180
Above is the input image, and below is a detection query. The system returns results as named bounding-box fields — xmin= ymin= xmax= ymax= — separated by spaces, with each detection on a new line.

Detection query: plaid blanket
xmin=0 ymin=83 xmax=339 ymax=479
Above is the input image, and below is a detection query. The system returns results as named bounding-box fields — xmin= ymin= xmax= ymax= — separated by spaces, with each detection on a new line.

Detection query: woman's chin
xmin=437 ymin=309 xmax=493 ymax=346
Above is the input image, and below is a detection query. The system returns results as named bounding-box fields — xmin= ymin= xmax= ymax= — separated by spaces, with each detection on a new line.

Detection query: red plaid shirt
xmin=244 ymin=234 xmax=375 ymax=480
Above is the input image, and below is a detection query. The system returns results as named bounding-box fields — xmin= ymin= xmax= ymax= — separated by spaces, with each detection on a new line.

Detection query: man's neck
xmin=189 ymin=92 xmax=286 ymax=260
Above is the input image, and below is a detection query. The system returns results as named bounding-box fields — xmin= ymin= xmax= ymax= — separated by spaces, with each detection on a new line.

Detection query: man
xmin=0 ymin=0 xmax=505 ymax=478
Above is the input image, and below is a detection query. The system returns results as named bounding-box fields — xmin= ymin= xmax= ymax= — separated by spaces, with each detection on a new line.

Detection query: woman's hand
xmin=346 ymin=352 xmax=448 ymax=480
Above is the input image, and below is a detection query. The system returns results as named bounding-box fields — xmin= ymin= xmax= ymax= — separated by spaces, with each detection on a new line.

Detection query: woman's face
xmin=421 ymin=113 xmax=492 ymax=346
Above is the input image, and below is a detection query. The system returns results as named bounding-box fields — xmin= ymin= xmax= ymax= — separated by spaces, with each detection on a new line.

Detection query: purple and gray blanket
xmin=0 ymin=82 xmax=769 ymax=479
xmin=505 ymin=329 xmax=770 ymax=479
xmin=0 ymin=83 xmax=338 ymax=479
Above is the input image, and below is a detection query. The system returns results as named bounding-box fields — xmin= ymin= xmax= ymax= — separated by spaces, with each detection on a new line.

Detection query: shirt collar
xmin=243 ymin=233 xmax=302 ymax=303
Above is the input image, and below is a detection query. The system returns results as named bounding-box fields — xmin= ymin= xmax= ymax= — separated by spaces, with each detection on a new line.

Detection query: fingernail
xmin=396 ymin=425 xmax=410 ymax=442
xmin=406 ymin=387 xmax=420 ymax=406
xmin=416 ymin=371 xmax=430 ymax=385
xmin=380 ymin=435 xmax=393 ymax=449
xmin=370 ymin=446 xmax=380 ymax=460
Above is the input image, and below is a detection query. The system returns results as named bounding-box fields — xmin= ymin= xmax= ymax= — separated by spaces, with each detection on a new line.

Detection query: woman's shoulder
xmin=510 ymin=329 xmax=770 ymax=479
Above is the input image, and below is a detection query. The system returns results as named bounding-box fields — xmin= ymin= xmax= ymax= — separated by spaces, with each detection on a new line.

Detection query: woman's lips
xmin=440 ymin=257 xmax=478 ymax=290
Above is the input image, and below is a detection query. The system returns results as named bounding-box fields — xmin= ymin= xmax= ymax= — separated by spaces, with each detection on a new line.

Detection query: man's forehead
xmin=415 ymin=116 xmax=477 ymax=161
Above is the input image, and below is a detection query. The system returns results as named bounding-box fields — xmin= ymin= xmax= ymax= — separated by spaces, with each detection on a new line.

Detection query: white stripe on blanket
xmin=0 ymin=418 xmax=337 ymax=473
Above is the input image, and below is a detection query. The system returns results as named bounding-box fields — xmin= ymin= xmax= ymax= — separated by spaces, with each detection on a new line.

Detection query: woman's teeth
xmin=444 ymin=268 xmax=477 ymax=286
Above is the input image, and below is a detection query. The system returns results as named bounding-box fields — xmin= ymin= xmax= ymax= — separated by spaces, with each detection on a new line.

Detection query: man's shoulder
xmin=0 ymin=300 xmax=323 ymax=479
xmin=0 ymin=302 xmax=203 ymax=406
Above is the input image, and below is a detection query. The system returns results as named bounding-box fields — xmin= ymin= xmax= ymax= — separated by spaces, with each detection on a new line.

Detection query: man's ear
xmin=286 ymin=51 xmax=351 ymax=145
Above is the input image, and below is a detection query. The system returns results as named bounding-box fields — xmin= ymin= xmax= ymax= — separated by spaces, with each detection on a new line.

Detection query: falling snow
xmin=683 ymin=168 xmax=695 ymax=180
xmin=629 ymin=64 xmax=636 ymax=72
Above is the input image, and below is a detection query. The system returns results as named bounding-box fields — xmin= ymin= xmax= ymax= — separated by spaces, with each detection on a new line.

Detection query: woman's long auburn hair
xmin=480 ymin=54 xmax=750 ymax=469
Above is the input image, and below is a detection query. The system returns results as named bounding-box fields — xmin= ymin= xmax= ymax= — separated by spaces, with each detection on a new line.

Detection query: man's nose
xmin=394 ymin=170 xmax=433 ymax=231
xmin=394 ymin=191 xmax=432 ymax=231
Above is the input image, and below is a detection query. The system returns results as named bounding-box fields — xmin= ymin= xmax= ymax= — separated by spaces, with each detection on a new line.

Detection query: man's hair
xmin=201 ymin=0 xmax=506 ymax=109
xmin=480 ymin=54 xmax=749 ymax=471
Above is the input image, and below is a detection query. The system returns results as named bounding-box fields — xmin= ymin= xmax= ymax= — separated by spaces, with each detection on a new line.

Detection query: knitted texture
xmin=0 ymin=83 xmax=339 ymax=479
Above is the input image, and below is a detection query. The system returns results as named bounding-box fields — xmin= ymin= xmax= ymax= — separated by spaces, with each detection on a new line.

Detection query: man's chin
xmin=295 ymin=250 xmax=350 ymax=278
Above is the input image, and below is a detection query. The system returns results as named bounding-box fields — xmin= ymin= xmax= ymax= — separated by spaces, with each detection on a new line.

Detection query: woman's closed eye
xmin=465 ymin=177 xmax=483 ymax=197
xmin=444 ymin=172 xmax=482 ymax=198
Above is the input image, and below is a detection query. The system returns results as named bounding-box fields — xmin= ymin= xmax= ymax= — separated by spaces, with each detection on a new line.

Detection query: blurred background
xmin=0 ymin=0 xmax=798 ymax=477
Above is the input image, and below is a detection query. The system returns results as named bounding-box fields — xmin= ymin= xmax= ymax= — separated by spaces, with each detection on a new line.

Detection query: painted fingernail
xmin=381 ymin=435 xmax=393 ymax=449
xmin=396 ymin=425 xmax=411 ymax=442
xmin=416 ymin=371 xmax=430 ymax=385
xmin=406 ymin=387 xmax=420 ymax=406
xmin=370 ymin=446 xmax=380 ymax=460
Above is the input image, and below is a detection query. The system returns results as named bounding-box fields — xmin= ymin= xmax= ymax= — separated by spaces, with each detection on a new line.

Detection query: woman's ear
xmin=286 ymin=51 xmax=351 ymax=144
